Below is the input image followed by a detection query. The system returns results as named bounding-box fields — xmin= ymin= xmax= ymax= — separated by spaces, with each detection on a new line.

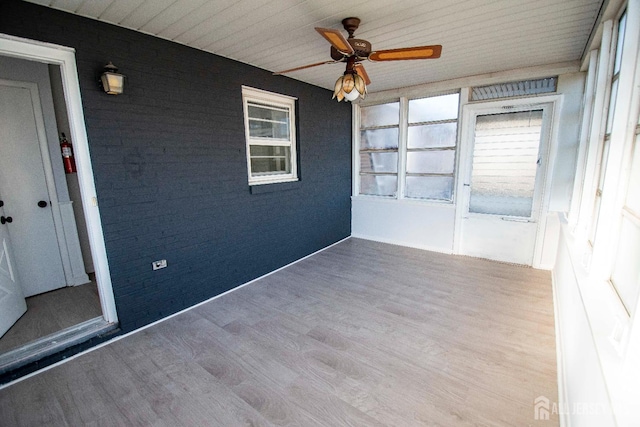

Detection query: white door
xmin=455 ymin=102 xmax=553 ymax=266
xmin=0 ymin=82 xmax=67 ymax=296
xmin=0 ymin=194 xmax=27 ymax=338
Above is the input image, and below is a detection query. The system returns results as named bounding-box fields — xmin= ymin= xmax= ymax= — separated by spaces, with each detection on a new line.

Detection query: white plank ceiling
xmin=26 ymin=0 xmax=604 ymax=93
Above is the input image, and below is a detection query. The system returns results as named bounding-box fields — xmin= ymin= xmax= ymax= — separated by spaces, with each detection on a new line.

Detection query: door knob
xmin=38 ymin=200 xmax=48 ymax=208
xmin=0 ymin=200 xmax=3 ymax=207
xmin=1 ymin=216 xmax=12 ymax=224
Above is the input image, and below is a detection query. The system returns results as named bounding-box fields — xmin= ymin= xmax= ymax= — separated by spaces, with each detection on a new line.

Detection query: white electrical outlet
xmin=152 ymin=259 xmax=167 ymax=270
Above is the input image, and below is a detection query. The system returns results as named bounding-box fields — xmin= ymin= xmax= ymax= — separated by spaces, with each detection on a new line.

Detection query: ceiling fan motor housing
xmin=330 ymin=38 xmax=372 ymax=60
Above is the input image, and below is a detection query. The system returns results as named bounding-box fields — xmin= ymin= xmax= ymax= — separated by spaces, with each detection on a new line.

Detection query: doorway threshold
xmin=0 ymin=317 xmax=116 ymax=375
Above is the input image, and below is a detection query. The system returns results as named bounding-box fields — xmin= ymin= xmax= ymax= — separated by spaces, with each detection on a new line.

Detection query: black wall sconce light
xmin=100 ymin=62 xmax=125 ymax=95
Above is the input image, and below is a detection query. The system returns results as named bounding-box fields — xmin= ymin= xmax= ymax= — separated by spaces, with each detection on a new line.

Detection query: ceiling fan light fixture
xmin=333 ymin=72 xmax=366 ymax=102
xmin=275 ymin=17 xmax=441 ymax=102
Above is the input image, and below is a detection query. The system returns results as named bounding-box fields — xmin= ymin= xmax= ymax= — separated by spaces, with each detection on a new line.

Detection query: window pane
xmin=360 ymin=175 xmax=397 ymax=197
xmin=361 ymin=128 xmax=399 ymax=150
xmin=250 ymin=145 xmax=289 ymax=157
xmin=469 ymin=110 xmax=543 ymax=217
xmin=251 ymin=158 xmax=291 ymax=175
xmin=408 ymin=93 xmax=459 ymax=123
xmin=249 ymin=119 xmax=289 ymax=139
xmin=250 ymin=145 xmax=291 ymax=175
xmin=408 ymin=122 xmax=457 ymax=149
xmin=597 ymin=139 xmax=611 ymax=191
xmin=627 ymin=135 xmax=640 ymax=213
xmin=611 ymin=216 xmax=640 ymax=316
xmin=248 ymin=103 xmax=289 ymax=123
xmin=614 ymin=12 xmax=627 ymax=75
xmin=405 ymin=176 xmax=453 ymax=200
xmin=606 ymin=78 xmax=619 ymax=134
xmin=470 ymin=193 xmax=534 ymax=217
xmin=361 ymin=102 xmax=399 ymax=127
xmin=406 ymin=150 xmax=455 ymax=174
xmin=360 ymin=152 xmax=398 ymax=173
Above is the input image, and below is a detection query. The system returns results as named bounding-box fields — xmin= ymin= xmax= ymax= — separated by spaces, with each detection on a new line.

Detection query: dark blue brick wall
xmin=0 ymin=0 xmax=352 ymax=333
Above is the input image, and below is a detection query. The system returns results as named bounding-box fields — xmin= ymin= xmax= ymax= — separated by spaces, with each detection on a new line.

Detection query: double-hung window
xmin=242 ymin=86 xmax=297 ymax=185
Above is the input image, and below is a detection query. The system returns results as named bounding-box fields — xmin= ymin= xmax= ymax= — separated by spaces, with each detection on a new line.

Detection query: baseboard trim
xmin=0 ymin=236 xmax=352 ymax=390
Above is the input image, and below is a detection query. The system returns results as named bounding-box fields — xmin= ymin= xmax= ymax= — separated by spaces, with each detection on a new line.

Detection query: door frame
xmin=453 ymin=94 xmax=563 ymax=268
xmin=0 ymin=33 xmax=117 ymax=323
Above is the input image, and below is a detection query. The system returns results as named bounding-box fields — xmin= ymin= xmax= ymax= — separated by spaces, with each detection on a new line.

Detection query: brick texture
xmin=0 ymin=0 xmax=352 ymax=333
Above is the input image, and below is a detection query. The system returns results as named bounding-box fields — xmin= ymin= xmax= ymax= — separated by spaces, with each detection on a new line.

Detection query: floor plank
xmin=0 ymin=239 xmax=559 ymax=426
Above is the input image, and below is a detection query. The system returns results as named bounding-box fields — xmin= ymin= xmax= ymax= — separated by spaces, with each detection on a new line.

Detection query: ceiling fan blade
xmin=354 ymin=63 xmax=371 ymax=85
xmin=315 ymin=27 xmax=355 ymax=55
xmin=273 ymin=60 xmax=338 ymax=75
xmin=369 ymin=45 xmax=442 ymax=61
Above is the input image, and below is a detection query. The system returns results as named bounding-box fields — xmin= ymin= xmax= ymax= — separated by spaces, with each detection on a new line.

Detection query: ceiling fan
xmin=274 ymin=17 xmax=442 ymax=101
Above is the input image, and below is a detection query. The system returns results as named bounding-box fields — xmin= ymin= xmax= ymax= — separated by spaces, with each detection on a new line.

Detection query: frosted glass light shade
xmin=101 ymin=62 xmax=124 ymax=95
xmin=332 ymin=72 xmax=366 ymax=102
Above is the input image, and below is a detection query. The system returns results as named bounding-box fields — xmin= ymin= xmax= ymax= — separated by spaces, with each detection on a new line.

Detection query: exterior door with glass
xmin=455 ymin=101 xmax=553 ymax=266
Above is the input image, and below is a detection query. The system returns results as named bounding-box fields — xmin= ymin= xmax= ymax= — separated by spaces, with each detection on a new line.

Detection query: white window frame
xmin=242 ymin=86 xmax=298 ymax=185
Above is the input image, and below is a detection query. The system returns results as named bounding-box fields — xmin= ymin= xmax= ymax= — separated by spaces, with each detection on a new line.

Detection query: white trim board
xmin=0 ymin=236 xmax=352 ymax=390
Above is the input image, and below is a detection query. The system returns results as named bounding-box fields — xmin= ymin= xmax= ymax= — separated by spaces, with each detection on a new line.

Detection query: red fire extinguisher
xmin=60 ymin=133 xmax=77 ymax=174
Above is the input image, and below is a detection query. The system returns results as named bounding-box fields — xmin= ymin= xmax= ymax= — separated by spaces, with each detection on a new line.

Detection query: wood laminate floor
xmin=0 ymin=239 xmax=558 ymax=426
xmin=0 ymin=282 xmax=102 ymax=354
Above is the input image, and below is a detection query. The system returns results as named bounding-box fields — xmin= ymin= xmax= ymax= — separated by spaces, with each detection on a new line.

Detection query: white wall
xmin=352 ymin=198 xmax=455 ymax=253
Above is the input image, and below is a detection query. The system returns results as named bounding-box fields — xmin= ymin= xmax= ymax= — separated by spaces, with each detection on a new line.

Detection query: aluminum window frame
xmin=405 ymin=93 xmax=460 ymax=201
xmin=356 ymin=91 xmax=461 ymax=202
